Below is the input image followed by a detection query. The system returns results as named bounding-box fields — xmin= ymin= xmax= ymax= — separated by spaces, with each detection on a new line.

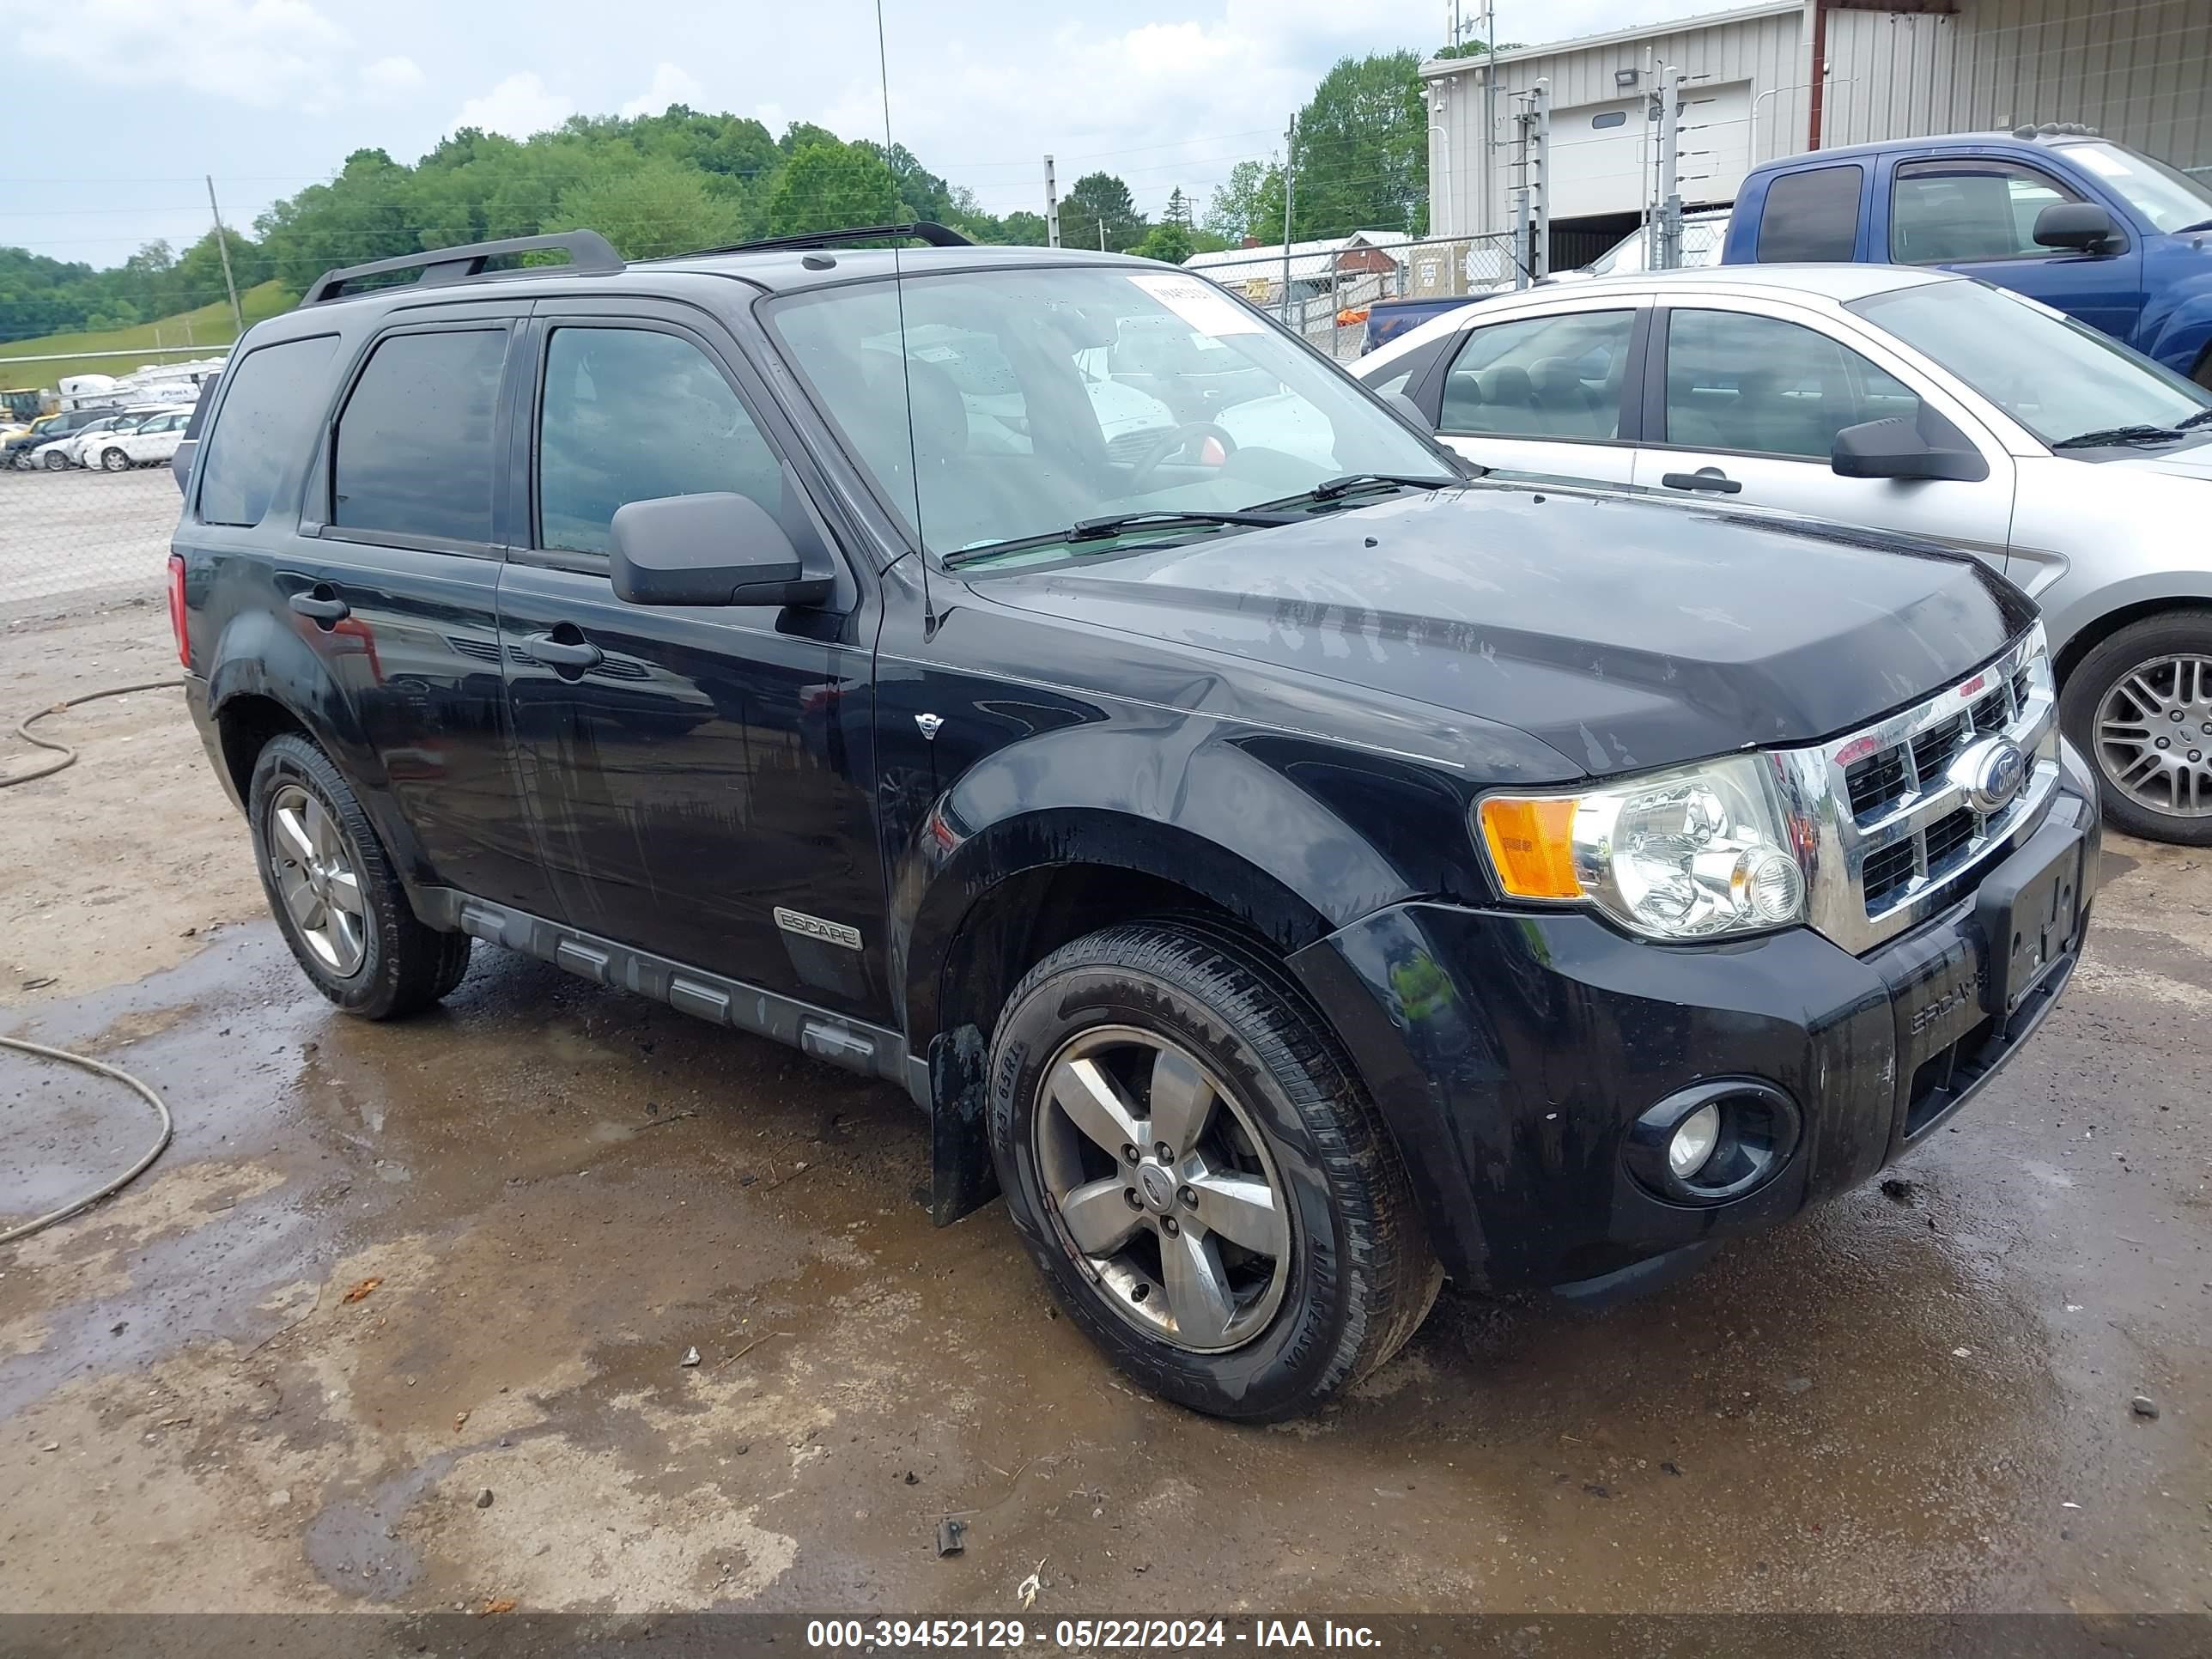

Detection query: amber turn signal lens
xmin=1477 ymin=796 xmax=1581 ymax=899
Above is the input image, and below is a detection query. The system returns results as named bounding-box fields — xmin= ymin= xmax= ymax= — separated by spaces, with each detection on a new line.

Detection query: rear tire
xmin=2059 ymin=609 xmax=2212 ymax=845
xmin=987 ymin=921 xmax=1439 ymax=1420
xmin=246 ymin=733 xmax=472 ymax=1018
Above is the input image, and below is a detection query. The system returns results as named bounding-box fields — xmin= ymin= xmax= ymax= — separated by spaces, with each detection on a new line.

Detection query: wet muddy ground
xmin=1 ymin=612 xmax=2207 ymax=1616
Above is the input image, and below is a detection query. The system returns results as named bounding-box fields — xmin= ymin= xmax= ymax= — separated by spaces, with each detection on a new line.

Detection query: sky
xmin=5 ymin=0 xmax=1703 ymax=270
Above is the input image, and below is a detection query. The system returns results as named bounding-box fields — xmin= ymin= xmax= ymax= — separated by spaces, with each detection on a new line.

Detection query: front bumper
xmin=1286 ymin=741 xmax=2100 ymax=1292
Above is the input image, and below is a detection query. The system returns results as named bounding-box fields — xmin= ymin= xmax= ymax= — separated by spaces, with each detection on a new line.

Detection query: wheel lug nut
xmin=2156 ymin=738 xmax=2170 ymax=750
xmin=1121 ymin=1144 xmax=1139 ymax=1164
xmin=2171 ymin=710 xmax=2185 ymax=721
xmin=1154 ymin=1142 xmax=1174 ymax=1163
xmin=1123 ymin=1188 xmax=1141 ymax=1210
xmin=1161 ymin=1216 xmax=1179 ymax=1237
xmin=1178 ymin=1185 xmax=1198 ymax=1208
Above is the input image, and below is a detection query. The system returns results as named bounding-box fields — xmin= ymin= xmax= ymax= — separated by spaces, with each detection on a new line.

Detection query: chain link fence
xmin=0 ymin=358 xmax=219 ymax=621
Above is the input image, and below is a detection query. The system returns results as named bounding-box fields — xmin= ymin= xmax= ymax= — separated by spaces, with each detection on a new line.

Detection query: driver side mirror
xmin=2033 ymin=201 xmax=2119 ymax=253
xmin=611 ymin=493 xmax=833 ymax=608
xmin=1831 ymin=417 xmax=1988 ymax=483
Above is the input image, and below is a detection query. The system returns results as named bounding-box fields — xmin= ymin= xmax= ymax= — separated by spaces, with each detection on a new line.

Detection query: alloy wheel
xmin=1031 ymin=1024 xmax=1291 ymax=1353
xmin=266 ymin=783 xmax=368 ymax=975
xmin=101 ymin=449 xmax=129 ymax=471
xmin=2094 ymin=653 xmax=2212 ymax=818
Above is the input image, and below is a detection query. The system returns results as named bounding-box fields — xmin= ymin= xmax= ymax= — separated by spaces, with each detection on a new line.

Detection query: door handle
xmin=289 ymin=589 xmax=349 ymax=623
xmin=522 ymin=630 xmax=604 ymax=671
xmin=1660 ymin=466 xmax=1742 ymax=495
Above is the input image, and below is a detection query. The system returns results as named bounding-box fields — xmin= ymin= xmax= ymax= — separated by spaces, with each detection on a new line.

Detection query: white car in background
xmin=56 ymin=406 xmax=173 ymax=468
xmin=27 ymin=413 xmax=132 ymax=470
xmin=1353 ymin=264 xmax=2212 ymax=844
xmin=81 ymin=406 xmax=192 ymax=471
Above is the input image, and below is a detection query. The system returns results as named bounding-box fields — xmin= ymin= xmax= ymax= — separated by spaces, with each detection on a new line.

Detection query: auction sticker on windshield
xmin=1130 ymin=273 xmax=1264 ymax=337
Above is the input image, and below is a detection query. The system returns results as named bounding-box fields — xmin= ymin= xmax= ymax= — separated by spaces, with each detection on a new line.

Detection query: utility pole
xmin=1280 ymin=114 xmax=1297 ymax=326
xmin=1044 ymin=155 xmax=1060 ymax=248
xmin=1509 ymin=82 xmax=1550 ymax=285
xmin=205 ymin=175 xmax=244 ymax=338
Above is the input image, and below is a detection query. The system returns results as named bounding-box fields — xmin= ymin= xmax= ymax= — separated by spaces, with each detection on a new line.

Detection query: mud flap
xmin=928 ymin=1024 xmax=1000 ymax=1225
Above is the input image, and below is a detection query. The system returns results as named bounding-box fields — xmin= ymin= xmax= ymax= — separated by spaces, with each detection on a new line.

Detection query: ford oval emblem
xmin=1949 ymin=736 xmax=2027 ymax=814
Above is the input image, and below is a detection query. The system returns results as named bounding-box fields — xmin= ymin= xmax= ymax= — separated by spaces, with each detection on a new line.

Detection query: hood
xmin=975 ymin=484 xmax=2031 ymax=777
xmin=2108 ymin=438 xmax=2212 ymax=483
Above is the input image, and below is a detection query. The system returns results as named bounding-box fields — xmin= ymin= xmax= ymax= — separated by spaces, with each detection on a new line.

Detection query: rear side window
xmin=332 ymin=329 xmax=507 ymax=544
xmin=197 ymin=334 xmax=340 ymax=527
xmin=1754 ymin=165 xmax=1863 ymax=262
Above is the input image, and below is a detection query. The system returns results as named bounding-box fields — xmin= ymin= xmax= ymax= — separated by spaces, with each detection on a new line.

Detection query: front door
xmin=1886 ymin=154 xmax=2145 ymax=345
xmin=496 ymin=304 xmax=891 ymax=1022
xmin=1630 ymin=303 xmax=2016 ymax=565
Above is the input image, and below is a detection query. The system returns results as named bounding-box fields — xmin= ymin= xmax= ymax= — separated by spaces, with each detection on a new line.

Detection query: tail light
xmin=167 ymin=553 xmax=189 ymax=669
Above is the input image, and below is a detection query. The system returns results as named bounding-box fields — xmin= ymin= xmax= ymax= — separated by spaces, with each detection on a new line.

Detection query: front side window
xmin=1890 ymin=160 xmax=2080 ymax=264
xmin=1438 ymin=309 xmax=1634 ymax=440
xmin=1662 ymin=309 xmax=1921 ymax=459
xmin=1755 ymin=165 xmax=1863 ymax=262
xmin=1849 ymin=279 xmax=2212 ymax=448
xmin=536 ymin=326 xmax=781 ymax=556
xmin=196 ymin=333 xmax=343 ymax=526
xmin=764 ymin=265 xmax=1450 ymax=565
xmin=331 ymin=329 xmax=506 ymax=544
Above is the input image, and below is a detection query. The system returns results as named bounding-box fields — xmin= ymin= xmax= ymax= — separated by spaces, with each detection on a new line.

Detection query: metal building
xmin=1424 ymin=0 xmax=2212 ymax=261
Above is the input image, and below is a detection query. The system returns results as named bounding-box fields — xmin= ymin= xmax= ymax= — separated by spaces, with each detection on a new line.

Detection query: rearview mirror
xmin=611 ymin=493 xmax=833 ymax=607
xmin=2033 ymin=201 xmax=2118 ymax=253
xmin=1831 ymin=418 xmax=1988 ymax=483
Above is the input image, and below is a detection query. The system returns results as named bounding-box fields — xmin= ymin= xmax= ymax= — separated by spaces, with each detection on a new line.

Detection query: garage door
xmin=1553 ymin=96 xmax=1649 ymax=219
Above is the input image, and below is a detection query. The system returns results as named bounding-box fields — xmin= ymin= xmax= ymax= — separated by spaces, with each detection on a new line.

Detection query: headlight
xmin=1475 ymin=754 xmax=1805 ymax=940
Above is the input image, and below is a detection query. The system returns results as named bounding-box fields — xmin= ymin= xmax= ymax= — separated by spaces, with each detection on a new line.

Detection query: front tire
xmin=41 ymin=449 xmax=66 ymax=471
xmin=246 ymin=733 xmax=471 ymax=1017
xmin=987 ymin=921 xmax=1438 ymax=1420
xmin=2060 ymin=610 xmax=2212 ymax=844
xmin=100 ymin=447 xmax=130 ymax=471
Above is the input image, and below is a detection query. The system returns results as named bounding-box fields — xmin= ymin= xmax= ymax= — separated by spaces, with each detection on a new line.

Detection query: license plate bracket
xmin=1974 ymin=821 xmax=2085 ymax=1018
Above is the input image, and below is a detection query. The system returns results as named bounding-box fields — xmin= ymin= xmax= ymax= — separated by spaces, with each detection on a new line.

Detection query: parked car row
xmin=4 ymin=403 xmax=193 ymax=471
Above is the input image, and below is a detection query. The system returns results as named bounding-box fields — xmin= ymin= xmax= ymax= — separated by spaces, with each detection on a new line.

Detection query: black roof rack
xmin=302 ymin=230 xmax=625 ymax=306
xmin=690 ymin=221 xmax=975 ymax=257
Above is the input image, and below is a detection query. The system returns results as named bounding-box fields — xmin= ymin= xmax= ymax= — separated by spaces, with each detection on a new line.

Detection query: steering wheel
xmin=1126 ymin=422 xmax=1238 ymax=491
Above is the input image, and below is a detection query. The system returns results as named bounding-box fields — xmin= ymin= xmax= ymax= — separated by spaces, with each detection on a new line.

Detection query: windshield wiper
xmin=2172 ymin=217 xmax=2212 ymax=235
xmin=1256 ymin=472 xmax=1468 ymax=511
xmin=2176 ymin=407 xmax=2212 ymax=430
xmin=2050 ymin=423 xmax=2189 ymax=450
xmin=940 ymin=509 xmax=1294 ymax=568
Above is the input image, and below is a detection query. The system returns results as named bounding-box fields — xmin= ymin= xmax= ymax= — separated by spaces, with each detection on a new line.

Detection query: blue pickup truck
xmin=1722 ymin=128 xmax=2212 ymax=386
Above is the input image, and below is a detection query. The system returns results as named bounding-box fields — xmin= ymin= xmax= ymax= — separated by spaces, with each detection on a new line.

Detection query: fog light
xmin=1668 ymin=1103 xmax=1722 ymax=1180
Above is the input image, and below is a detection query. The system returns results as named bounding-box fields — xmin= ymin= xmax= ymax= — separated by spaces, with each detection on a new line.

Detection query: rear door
xmin=495 ymin=298 xmax=890 ymax=1022
xmin=1413 ymin=301 xmax=1645 ymax=489
xmin=284 ymin=307 xmax=546 ymax=907
xmin=1628 ymin=298 xmax=2015 ymax=561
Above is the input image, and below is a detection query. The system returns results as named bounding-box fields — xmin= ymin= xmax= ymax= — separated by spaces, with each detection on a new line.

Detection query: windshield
xmin=1848 ymin=279 xmax=2212 ymax=447
xmin=763 ymin=264 xmax=1449 ymax=565
xmin=2057 ymin=141 xmax=2212 ymax=232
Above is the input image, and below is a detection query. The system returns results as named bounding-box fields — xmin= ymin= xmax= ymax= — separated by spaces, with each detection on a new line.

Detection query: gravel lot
xmin=0 ymin=607 xmax=2206 ymax=1621
xmin=0 ymin=465 xmax=179 ymax=619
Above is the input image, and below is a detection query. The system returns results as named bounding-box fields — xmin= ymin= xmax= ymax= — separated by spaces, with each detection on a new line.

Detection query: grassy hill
xmin=0 ymin=280 xmax=294 ymax=390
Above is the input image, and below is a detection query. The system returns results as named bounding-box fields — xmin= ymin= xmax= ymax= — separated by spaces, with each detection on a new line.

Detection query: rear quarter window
xmin=1754 ymin=165 xmax=1864 ymax=263
xmin=198 ymin=335 xmax=341 ymax=527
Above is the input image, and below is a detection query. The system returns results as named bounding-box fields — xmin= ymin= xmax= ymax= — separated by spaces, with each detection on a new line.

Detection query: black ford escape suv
xmin=171 ymin=226 xmax=2098 ymax=1419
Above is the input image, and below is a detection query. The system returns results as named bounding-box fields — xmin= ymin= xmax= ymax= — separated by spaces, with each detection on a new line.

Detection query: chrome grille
xmin=1772 ymin=626 xmax=2059 ymax=957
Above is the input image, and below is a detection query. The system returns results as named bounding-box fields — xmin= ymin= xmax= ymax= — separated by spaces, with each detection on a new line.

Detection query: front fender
xmin=2136 ymin=256 xmax=2212 ymax=377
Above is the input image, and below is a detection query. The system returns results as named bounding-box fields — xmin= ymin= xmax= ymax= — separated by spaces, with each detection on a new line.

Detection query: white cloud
xmin=453 ymin=70 xmax=575 ymax=139
xmin=20 ymin=0 xmax=350 ymax=111
xmin=620 ymin=62 xmax=706 ymax=119
xmin=361 ymin=54 xmax=426 ymax=102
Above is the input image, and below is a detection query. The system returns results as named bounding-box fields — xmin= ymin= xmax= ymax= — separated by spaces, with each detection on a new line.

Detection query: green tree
xmin=764 ymin=142 xmax=900 ymax=237
xmin=1203 ymin=159 xmax=1282 ymax=244
xmin=1290 ymin=52 xmax=1426 ymax=239
xmin=995 ymin=210 xmax=1049 ymax=246
xmin=1163 ymin=186 xmax=1193 ymax=229
xmin=548 ymin=155 xmax=745 ymax=258
xmin=1132 ymin=220 xmax=1194 ymax=264
xmin=1060 ymin=171 xmax=1146 ymax=252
